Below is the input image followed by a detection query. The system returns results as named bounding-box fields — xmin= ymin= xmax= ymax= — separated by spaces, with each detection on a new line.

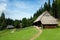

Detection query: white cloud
xmin=0 ymin=0 xmax=7 ymax=13
xmin=0 ymin=3 xmax=7 ymax=11
xmin=0 ymin=0 xmax=7 ymax=16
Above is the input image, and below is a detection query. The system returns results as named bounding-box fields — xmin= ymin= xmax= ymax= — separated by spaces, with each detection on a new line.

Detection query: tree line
xmin=57 ymin=0 xmax=60 ymax=19
xmin=0 ymin=0 xmax=60 ymax=30
xmin=0 ymin=12 xmax=33 ymax=30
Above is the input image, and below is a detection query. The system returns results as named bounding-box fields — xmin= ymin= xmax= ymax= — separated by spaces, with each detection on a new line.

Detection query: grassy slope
xmin=0 ymin=27 xmax=38 ymax=40
xmin=36 ymin=28 xmax=60 ymax=40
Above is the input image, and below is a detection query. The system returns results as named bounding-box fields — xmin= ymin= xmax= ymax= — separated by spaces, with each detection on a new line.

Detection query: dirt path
xmin=11 ymin=29 xmax=16 ymax=33
xmin=30 ymin=26 xmax=42 ymax=40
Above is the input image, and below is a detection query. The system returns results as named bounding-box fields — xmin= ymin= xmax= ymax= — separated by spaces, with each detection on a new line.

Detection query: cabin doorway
xmin=33 ymin=21 xmax=42 ymax=27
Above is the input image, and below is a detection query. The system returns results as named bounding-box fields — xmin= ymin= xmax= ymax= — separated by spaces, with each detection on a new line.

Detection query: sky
xmin=0 ymin=0 xmax=53 ymax=20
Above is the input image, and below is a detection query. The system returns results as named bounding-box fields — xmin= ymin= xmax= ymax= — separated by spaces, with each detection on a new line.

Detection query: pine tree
xmin=0 ymin=12 xmax=6 ymax=29
xmin=1 ymin=12 xmax=5 ymax=21
xmin=48 ymin=0 xmax=51 ymax=11
xmin=57 ymin=0 xmax=60 ymax=19
xmin=22 ymin=18 xmax=28 ymax=28
xmin=44 ymin=2 xmax=48 ymax=11
xmin=52 ymin=0 xmax=58 ymax=18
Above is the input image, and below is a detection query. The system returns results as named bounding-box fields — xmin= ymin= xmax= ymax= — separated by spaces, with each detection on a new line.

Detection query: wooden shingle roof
xmin=34 ymin=11 xmax=58 ymax=24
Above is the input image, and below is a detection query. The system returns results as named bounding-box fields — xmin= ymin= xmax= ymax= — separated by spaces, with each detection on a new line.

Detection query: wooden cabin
xmin=7 ymin=25 xmax=14 ymax=29
xmin=33 ymin=11 xmax=58 ymax=28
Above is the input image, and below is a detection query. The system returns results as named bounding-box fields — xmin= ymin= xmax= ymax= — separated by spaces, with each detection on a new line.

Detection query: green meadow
xmin=36 ymin=28 xmax=60 ymax=40
xmin=0 ymin=27 xmax=38 ymax=40
xmin=0 ymin=26 xmax=60 ymax=40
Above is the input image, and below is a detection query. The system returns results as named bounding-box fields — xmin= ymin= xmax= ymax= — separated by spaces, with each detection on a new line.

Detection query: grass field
xmin=0 ymin=26 xmax=60 ymax=40
xmin=0 ymin=27 xmax=38 ymax=40
xmin=36 ymin=28 xmax=60 ymax=40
